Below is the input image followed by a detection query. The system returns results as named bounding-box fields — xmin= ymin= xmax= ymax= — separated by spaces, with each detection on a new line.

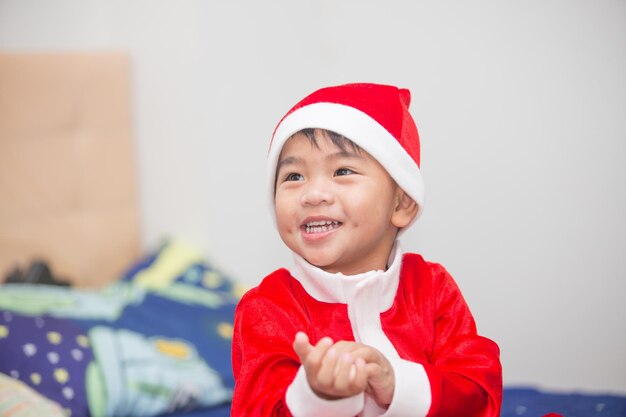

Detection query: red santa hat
xmin=268 ymin=82 xmax=425 ymax=223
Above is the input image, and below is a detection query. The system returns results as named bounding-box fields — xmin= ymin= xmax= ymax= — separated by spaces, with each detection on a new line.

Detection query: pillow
xmin=0 ymin=372 xmax=66 ymax=417
xmin=0 ymin=312 xmax=93 ymax=417
xmin=119 ymin=239 xmax=248 ymax=297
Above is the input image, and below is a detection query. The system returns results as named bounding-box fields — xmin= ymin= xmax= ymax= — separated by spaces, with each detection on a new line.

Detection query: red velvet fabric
xmin=232 ymin=254 xmax=502 ymax=416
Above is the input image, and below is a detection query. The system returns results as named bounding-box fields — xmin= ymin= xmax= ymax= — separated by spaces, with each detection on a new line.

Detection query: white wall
xmin=1 ymin=0 xmax=625 ymax=393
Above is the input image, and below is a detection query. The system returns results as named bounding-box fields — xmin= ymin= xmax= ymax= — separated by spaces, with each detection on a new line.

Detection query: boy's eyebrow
xmin=276 ymin=156 xmax=301 ymax=171
xmin=277 ymin=150 xmax=364 ymax=171
xmin=328 ymin=150 xmax=364 ymax=160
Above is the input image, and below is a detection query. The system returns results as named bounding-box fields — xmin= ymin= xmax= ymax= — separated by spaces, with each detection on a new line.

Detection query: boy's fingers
xmin=316 ymin=347 xmax=339 ymax=388
xmin=292 ymin=331 xmax=312 ymax=361
xmin=309 ymin=336 xmax=333 ymax=356
xmin=331 ymin=355 xmax=368 ymax=396
xmin=303 ymin=336 xmax=333 ymax=368
xmin=365 ymin=362 xmax=395 ymax=406
xmin=349 ymin=346 xmax=380 ymax=363
xmin=331 ymin=353 xmax=355 ymax=392
xmin=331 ymin=340 xmax=360 ymax=354
xmin=353 ymin=358 xmax=368 ymax=389
xmin=365 ymin=362 xmax=383 ymax=379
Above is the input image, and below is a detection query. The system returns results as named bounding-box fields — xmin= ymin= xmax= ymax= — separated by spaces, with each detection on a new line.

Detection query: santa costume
xmin=231 ymin=83 xmax=502 ymax=417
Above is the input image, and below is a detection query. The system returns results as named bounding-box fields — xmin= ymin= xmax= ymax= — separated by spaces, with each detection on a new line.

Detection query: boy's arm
xmin=231 ymin=289 xmax=298 ymax=417
xmin=414 ymin=263 xmax=502 ymax=417
xmin=374 ymin=261 xmax=501 ymax=417
xmin=381 ymin=338 xmax=500 ymax=417
xmin=231 ymin=285 xmax=364 ymax=417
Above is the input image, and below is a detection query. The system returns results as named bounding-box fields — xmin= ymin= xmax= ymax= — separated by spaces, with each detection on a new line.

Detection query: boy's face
xmin=274 ymin=131 xmax=407 ymax=275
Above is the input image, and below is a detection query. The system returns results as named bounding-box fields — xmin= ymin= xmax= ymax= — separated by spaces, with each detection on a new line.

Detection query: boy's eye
xmin=284 ymin=173 xmax=304 ymax=181
xmin=334 ymin=168 xmax=355 ymax=176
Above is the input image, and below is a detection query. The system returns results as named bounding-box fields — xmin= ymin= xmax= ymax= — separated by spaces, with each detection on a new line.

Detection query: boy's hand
xmin=351 ymin=346 xmax=395 ymax=408
xmin=292 ymin=332 xmax=368 ymax=400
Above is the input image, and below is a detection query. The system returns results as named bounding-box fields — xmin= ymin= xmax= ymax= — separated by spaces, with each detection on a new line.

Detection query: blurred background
xmin=1 ymin=0 xmax=624 ymax=394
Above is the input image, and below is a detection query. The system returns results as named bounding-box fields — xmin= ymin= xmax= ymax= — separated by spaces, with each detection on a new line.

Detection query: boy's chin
xmin=301 ymin=256 xmax=337 ymax=272
xmin=303 ymin=257 xmax=327 ymax=269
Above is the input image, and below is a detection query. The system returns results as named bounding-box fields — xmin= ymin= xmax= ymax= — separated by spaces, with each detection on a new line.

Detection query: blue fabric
xmin=0 ymin=313 xmax=93 ymax=416
xmin=502 ymin=387 xmax=626 ymax=417
xmin=166 ymin=403 xmax=232 ymax=417
xmin=0 ymin=241 xmax=238 ymax=417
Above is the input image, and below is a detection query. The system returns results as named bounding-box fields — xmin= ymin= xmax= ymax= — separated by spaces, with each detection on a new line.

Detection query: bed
xmin=2 ymin=240 xmax=626 ymax=417
xmin=1 ymin=53 xmax=625 ymax=417
xmin=0 ymin=241 xmax=236 ymax=417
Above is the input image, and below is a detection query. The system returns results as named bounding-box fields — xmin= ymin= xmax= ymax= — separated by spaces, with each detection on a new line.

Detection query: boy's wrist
xmin=381 ymin=357 xmax=431 ymax=417
xmin=286 ymin=366 xmax=364 ymax=417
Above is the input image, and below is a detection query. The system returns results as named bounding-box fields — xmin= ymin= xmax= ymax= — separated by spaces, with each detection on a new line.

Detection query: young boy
xmin=232 ymin=83 xmax=502 ymax=416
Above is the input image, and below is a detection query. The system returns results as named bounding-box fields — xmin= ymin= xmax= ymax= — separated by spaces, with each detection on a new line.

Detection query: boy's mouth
xmin=302 ymin=220 xmax=342 ymax=234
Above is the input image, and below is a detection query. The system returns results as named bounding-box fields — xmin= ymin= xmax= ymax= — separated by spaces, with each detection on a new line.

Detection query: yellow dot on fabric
xmin=47 ymin=331 xmax=62 ymax=345
xmin=217 ymin=322 xmax=233 ymax=340
xmin=30 ymin=372 xmax=42 ymax=385
xmin=64 ymin=408 xmax=72 ymax=416
xmin=0 ymin=325 xmax=8 ymax=339
xmin=54 ymin=368 xmax=69 ymax=384
xmin=154 ymin=339 xmax=191 ymax=359
xmin=76 ymin=334 xmax=89 ymax=348
xmin=232 ymin=283 xmax=249 ymax=300
xmin=202 ymin=271 xmax=223 ymax=288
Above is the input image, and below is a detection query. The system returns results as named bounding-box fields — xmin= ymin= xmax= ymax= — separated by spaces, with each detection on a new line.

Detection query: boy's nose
xmin=300 ymin=180 xmax=334 ymax=206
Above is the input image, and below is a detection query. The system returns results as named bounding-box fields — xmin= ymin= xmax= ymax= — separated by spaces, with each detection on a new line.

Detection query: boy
xmin=232 ymin=83 xmax=502 ymax=416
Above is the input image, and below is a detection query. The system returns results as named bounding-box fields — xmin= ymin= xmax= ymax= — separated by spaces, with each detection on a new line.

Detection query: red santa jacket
xmin=232 ymin=250 xmax=502 ymax=416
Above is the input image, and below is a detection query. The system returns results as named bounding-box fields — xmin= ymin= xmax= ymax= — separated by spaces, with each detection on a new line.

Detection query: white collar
xmin=290 ymin=243 xmax=403 ymax=313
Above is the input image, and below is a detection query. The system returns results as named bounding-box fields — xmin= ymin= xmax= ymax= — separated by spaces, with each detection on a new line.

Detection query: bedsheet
xmin=148 ymin=387 xmax=626 ymax=417
xmin=501 ymin=387 xmax=626 ymax=417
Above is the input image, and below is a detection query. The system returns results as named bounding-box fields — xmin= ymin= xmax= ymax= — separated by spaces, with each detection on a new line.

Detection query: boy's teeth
xmin=304 ymin=220 xmax=339 ymax=233
xmin=308 ymin=220 xmax=334 ymax=226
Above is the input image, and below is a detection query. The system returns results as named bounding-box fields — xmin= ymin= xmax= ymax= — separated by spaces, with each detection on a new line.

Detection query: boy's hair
xmin=291 ymin=128 xmax=362 ymax=154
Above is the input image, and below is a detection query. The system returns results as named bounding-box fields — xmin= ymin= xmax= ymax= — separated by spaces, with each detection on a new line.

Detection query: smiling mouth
xmin=303 ymin=220 xmax=342 ymax=234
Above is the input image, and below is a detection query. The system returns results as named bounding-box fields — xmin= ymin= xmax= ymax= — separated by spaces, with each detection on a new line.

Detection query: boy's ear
xmin=391 ymin=190 xmax=419 ymax=229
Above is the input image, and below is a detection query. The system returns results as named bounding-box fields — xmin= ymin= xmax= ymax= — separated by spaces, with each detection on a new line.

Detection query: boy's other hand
xmin=292 ymin=331 xmax=368 ymax=400
xmin=358 ymin=348 xmax=395 ymax=408
xmin=331 ymin=341 xmax=396 ymax=408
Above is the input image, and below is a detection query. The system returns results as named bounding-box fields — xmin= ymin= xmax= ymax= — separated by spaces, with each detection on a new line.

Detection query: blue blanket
xmin=502 ymin=387 xmax=626 ymax=417
xmin=0 ymin=241 xmax=238 ymax=417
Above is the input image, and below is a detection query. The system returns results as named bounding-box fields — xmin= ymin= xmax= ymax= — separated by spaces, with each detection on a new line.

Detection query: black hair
xmin=289 ymin=128 xmax=362 ymax=154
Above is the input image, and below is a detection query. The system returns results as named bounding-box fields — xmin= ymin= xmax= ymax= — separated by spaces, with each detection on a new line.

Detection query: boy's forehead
xmin=287 ymin=129 xmax=359 ymax=150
